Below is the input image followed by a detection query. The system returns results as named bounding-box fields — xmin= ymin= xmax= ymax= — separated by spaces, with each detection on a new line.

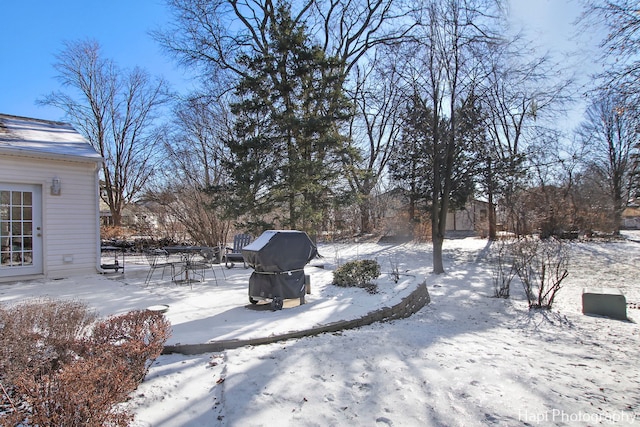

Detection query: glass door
xmin=0 ymin=184 xmax=43 ymax=277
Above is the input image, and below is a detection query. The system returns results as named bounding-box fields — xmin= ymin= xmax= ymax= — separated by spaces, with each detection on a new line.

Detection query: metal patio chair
xmin=144 ymin=249 xmax=174 ymax=285
xmin=201 ymin=246 xmax=226 ymax=282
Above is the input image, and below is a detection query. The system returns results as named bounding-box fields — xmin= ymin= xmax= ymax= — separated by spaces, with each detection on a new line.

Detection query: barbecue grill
xmin=242 ymin=230 xmax=317 ymax=310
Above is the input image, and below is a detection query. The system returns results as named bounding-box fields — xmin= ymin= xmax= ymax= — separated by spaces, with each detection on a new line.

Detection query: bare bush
xmin=511 ymin=237 xmax=570 ymax=309
xmin=90 ymin=310 xmax=172 ymax=383
xmin=0 ymin=299 xmax=97 ymax=385
xmin=12 ymin=355 xmax=135 ymax=427
xmin=0 ymin=299 xmax=171 ymax=426
xmin=489 ymin=239 xmax=518 ymax=298
xmin=388 ymin=256 xmax=401 ymax=284
xmin=101 ymin=226 xmax=134 ymax=241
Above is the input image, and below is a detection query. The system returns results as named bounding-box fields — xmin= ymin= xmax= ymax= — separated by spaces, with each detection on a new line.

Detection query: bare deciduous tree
xmin=346 ymin=47 xmax=406 ymax=234
xmin=153 ymin=95 xmax=233 ymax=246
xmin=157 ymin=0 xmax=414 ymax=82
xmin=478 ymin=36 xmax=574 ymax=239
xmin=581 ymin=0 xmax=640 ymax=103
xmin=405 ymin=0 xmax=503 ymax=273
xmin=577 ymin=90 xmax=639 ymax=233
xmin=39 ymin=40 xmax=171 ymax=226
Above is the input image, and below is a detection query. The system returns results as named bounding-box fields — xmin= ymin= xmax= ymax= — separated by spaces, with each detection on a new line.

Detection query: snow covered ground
xmin=1 ymin=232 xmax=640 ymax=426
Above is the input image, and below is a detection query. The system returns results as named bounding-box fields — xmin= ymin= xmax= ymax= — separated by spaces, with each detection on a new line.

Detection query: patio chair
xmin=201 ymin=246 xmax=226 ymax=283
xmin=144 ymin=249 xmax=174 ymax=285
xmin=223 ymin=234 xmax=252 ymax=268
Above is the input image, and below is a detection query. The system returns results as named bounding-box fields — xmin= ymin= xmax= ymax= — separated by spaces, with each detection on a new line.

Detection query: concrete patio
xmin=0 ymin=253 xmax=426 ymax=354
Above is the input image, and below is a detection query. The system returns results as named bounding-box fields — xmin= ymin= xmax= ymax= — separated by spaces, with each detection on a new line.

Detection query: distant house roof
xmin=623 ymin=206 xmax=640 ymax=218
xmin=0 ymin=113 xmax=102 ymax=163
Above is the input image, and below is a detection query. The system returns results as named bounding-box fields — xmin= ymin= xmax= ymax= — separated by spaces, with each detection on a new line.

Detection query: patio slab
xmin=0 ymin=258 xmax=423 ymax=351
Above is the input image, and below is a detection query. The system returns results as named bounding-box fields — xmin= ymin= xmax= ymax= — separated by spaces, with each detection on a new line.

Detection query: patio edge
xmin=162 ymin=280 xmax=430 ymax=355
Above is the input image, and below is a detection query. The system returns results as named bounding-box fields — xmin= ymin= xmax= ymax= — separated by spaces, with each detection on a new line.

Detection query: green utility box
xmin=582 ymin=288 xmax=627 ymax=320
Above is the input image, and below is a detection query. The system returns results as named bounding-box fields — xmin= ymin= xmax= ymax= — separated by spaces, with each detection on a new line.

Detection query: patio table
xmin=164 ymin=246 xmax=207 ymax=285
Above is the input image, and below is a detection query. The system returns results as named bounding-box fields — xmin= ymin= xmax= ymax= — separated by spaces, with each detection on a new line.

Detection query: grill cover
xmin=243 ymin=230 xmax=317 ymax=300
xmin=242 ymin=230 xmax=317 ymax=272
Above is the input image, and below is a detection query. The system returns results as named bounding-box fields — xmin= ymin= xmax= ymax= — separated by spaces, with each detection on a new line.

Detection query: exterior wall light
xmin=51 ymin=177 xmax=61 ymax=196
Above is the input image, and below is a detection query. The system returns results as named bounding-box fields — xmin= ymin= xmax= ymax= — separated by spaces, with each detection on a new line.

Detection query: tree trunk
xmin=613 ymin=191 xmax=623 ymax=234
xmin=488 ymin=195 xmax=496 ymax=240
xmin=486 ymin=158 xmax=497 ymax=240
xmin=432 ymin=230 xmax=445 ymax=274
xmin=110 ymin=207 xmax=122 ymax=228
xmin=359 ymin=196 xmax=373 ymax=234
xmin=431 ymin=194 xmax=448 ymax=274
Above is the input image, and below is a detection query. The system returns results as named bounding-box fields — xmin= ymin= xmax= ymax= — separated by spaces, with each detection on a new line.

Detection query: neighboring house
xmin=98 ymin=181 xmax=135 ymax=227
xmin=378 ymin=187 xmax=490 ymax=238
xmin=622 ymin=204 xmax=640 ymax=229
xmin=0 ymin=113 xmax=103 ymax=282
xmin=446 ymin=199 xmax=490 ymax=237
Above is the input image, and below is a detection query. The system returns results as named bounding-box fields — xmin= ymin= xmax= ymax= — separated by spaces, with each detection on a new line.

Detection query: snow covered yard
xmin=126 ymin=233 xmax=640 ymax=427
xmin=2 ymin=233 xmax=640 ymax=426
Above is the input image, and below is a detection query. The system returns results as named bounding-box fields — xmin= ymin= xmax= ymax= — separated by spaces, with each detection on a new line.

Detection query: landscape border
xmin=163 ymin=281 xmax=430 ymax=355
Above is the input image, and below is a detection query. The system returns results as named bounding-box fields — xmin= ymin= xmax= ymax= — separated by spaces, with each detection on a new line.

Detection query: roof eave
xmin=0 ymin=145 xmax=104 ymax=164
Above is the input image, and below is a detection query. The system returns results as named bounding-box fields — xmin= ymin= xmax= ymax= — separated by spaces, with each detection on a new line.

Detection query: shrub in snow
xmin=333 ymin=259 xmax=381 ymax=293
xmin=489 ymin=238 xmax=518 ymax=298
xmin=0 ymin=298 xmax=98 ymax=387
xmin=91 ymin=309 xmax=172 ymax=383
xmin=0 ymin=298 xmax=171 ymax=426
xmin=511 ymin=237 xmax=569 ymax=309
xmin=388 ymin=255 xmax=401 ymax=284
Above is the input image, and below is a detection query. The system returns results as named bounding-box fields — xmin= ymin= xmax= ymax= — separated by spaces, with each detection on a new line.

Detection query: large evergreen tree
xmin=224 ymin=2 xmax=352 ymax=235
xmin=389 ymin=94 xmax=438 ymax=229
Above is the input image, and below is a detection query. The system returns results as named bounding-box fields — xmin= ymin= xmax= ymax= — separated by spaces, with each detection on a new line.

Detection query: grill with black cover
xmin=242 ymin=230 xmax=317 ymax=310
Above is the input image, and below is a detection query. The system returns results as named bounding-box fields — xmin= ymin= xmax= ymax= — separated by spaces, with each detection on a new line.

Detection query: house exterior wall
xmin=622 ymin=207 xmax=640 ymax=229
xmin=446 ymin=209 xmax=475 ymax=231
xmin=623 ymin=217 xmax=640 ymax=229
xmin=377 ymin=189 xmax=490 ymax=239
xmin=446 ymin=200 xmax=489 ymax=234
xmin=0 ymin=153 xmax=100 ymax=280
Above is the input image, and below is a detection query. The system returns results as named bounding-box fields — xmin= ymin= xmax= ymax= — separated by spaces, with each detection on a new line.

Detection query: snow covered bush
xmin=0 ymin=298 xmax=97 ymax=388
xmin=333 ymin=259 xmax=381 ymax=293
xmin=0 ymin=299 xmax=171 ymax=426
xmin=91 ymin=309 xmax=172 ymax=383
xmin=511 ymin=237 xmax=570 ymax=309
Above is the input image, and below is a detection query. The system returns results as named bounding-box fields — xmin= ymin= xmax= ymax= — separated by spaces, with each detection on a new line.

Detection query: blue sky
xmin=0 ymin=0 xmax=191 ymax=122
xmin=0 ymin=0 xmax=595 ymax=124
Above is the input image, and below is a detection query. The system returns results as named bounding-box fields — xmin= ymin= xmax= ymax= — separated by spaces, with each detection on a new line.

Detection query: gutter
xmin=94 ymin=162 xmax=108 ymax=274
xmin=0 ymin=146 xmax=103 ymax=164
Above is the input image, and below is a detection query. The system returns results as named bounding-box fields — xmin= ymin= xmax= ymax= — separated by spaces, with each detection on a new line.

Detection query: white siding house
xmin=0 ymin=114 xmax=103 ymax=282
xmin=446 ymin=199 xmax=490 ymax=236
